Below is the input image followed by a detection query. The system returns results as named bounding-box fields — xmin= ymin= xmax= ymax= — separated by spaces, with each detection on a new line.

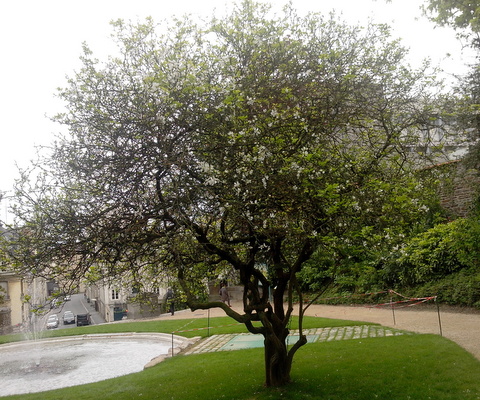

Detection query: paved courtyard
xmin=183 ymin=325 xmax=412 ymax=355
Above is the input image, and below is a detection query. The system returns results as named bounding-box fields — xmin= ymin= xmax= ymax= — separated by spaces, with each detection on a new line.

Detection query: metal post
xmin=435 ymin=297 xmax=443 ymax=337
xmin=207 ymin=308 xmax=210 ymax=337
xmin=391 ymin=295 xmax=396 ymax=326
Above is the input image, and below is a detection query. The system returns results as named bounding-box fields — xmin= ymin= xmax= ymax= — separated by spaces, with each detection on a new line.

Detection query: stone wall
xmin=126 ymin=294 xmax=162 ymax=319
xmin=0 ymin=309 xmax=12 ymax=334
xmin=437 ymin=161 xmax=480 ymax=217
xmin=208 ymin=283 xmax=244 ymax=303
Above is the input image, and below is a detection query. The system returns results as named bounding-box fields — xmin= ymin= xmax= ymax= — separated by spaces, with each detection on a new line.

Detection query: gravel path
xmin=163 ymin=302 xmax=480 ymax=361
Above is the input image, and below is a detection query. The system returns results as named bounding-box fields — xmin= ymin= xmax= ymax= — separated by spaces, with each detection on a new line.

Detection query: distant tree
xmin=423 ymin=0 xmax=480 ymax=180
xmin=391 ymin=217 xmax=480 ymax=285
xmin=423 ymin=0 xmax=480 ymax=42
xmin=4 ymin=1 xmax=444 ymax=387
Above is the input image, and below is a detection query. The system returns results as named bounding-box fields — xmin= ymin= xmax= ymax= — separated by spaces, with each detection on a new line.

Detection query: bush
xmin=385 ymin=218 xmax=480 ymax=286
xmin=300 ymin=217 xmax=480 ymax=309
xmin=405 ymin=270 xmax=480 ymax=308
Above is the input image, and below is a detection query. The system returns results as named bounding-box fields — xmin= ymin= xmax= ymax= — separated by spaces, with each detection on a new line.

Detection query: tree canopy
xmin=423 ymin=0 xmax=480 ymax=37
xmin=422 ymin=0 xmax=480 ymax=176
xmin=3 ymin=0 xmax=445 ymax=387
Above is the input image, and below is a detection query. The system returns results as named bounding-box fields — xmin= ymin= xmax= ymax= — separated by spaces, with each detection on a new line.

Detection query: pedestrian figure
xmin=165 ymin=288 xmax=175 ymax=315
xmin=219 ymin=283 xmax=231 ymax=307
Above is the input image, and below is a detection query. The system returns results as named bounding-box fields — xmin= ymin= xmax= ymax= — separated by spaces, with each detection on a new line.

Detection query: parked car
xmin=50 ymin=298 xmax=64 ymax=309
xmin=46 ymin=314 xmax=59 ymax=329
xmin=63 ymin=310 xmax=75 ymax=324
xmin=76 ymin=313 xmax=91 ymax=326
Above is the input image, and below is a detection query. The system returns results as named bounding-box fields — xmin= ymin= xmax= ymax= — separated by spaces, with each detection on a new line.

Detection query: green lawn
xmin=2 ymin=317 xmax=480 ymax=399
xmin=0 ymin=315 xmax=377 ymax=344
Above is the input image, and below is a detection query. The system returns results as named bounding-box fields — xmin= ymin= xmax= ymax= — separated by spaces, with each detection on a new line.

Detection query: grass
xmin=3 ymin=335 xmax=480 ymax=400
xmin=2 ymin=316 xmax=480 ymax=399
xmin=0 ymin=315 xmax=376 ymax=344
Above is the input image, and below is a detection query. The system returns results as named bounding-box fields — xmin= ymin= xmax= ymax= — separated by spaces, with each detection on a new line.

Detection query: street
xmin=45 ymin=293 xmax=106 ymax=330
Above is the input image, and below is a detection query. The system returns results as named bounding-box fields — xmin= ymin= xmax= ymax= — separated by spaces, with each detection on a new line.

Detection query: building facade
xmin=0 ymin=271 xmax=48 ymax=334
xmin=85 ymin=280 xmax=168 ymax=322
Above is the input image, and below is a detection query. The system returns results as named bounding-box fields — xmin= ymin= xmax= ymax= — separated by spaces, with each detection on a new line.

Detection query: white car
xmin=46 ymin=314 xmax=59 ymax=329
xmin=63 ymin=310 xmax=75 ymax=324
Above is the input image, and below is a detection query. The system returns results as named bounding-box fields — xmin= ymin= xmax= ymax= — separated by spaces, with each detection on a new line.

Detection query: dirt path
xmin=163 ymin=302 xmax=480 ymax=361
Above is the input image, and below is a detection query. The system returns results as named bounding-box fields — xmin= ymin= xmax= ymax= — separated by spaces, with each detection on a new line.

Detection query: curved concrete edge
xmin=0 ymin=332 xmax=192 ymax=352
xmin=1 ymin=332 xmax=199 ymax=384
xmin=144 ymin=335 xmax=202 ymax=369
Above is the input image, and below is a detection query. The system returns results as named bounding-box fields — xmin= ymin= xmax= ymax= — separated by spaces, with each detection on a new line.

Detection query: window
xmin=111 ymin=289 xmax=119 ymax=300
xmin=131 ymin=285 xmax=140 ymax=294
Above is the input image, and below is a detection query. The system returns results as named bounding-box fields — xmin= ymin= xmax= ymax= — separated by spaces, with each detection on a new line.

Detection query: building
xmin=85 ymin=279 xmax=168 ymax=322
xmin=0 ymin=226 xmax=49 ymax=334
xmin=410 ymin=114 xmax=480 ymax=217
xmin=0 ymin=271 xmax=48 ymax=334
xmin=435 ymin=160 xmax=480 ymax=217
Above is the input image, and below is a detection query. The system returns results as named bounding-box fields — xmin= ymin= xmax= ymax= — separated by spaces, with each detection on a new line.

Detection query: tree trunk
xmin=264 ymin=333 xmax=292 ymax=387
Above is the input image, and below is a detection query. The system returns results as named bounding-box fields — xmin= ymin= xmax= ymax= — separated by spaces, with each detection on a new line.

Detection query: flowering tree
xmin=423 ymin=0 xmax=480 ymax=39
xmin=5 ymin=1 xmax=443 ymax=387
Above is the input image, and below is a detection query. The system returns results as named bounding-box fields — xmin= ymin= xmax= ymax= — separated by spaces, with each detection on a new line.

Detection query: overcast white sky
xmin=0 ymin=0 xmax=474 ymax=221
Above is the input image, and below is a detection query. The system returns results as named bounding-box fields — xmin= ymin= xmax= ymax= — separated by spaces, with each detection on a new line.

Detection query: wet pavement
xmin=183 ymin=325 xmax=412 ymax=355
xmin=0 ymin=333 xmax=190 ymax=397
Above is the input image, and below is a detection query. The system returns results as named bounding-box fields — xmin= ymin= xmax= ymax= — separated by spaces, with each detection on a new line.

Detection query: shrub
xmin=406 ymin=270 xmax=480 ymax=308
xmin=386 ymin=218 xmax=480 ymax=286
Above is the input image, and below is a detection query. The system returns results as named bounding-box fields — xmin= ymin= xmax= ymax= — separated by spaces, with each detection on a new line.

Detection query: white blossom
xmin=262 ymin=176 xmax=268 ymax=188
xmin=198 ymin=161 xmax=214 ymax=173
xmin=205 ymin=176 xmax=219 ymax=185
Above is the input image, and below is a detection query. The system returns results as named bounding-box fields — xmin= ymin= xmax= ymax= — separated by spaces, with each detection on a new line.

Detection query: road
xmin=45 ymin=293 xmax=105 ymax=330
